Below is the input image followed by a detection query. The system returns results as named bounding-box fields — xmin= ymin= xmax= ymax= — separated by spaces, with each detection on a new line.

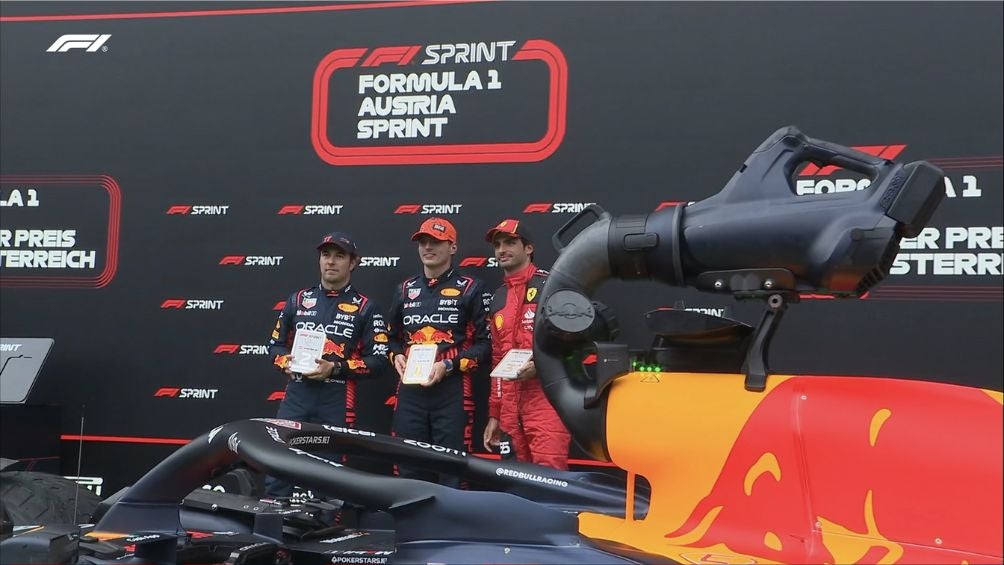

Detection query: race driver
xmin=265 ymin=231 xmax=390 ymax=497
xmin=482 ymin=219 xmax=571 ymax=470
xmin=387 ymin=217 xmax=491 ymax=486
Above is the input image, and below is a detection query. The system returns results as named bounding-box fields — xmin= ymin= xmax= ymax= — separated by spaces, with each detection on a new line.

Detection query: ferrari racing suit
xmin=488 ymin=263 xmax=570 ymax=469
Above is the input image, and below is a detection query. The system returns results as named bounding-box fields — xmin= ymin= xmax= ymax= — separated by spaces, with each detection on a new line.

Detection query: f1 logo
xmin=160 ymin=299 xmax=185 ymax=309
xmin=154 ymin=387 xmax=180 ymax=397
xmin=47 ymin=34 xmax=111 ymax=53
xmin=459 ymin=257 xmax=488 ymax=267
xmin=394 ymin=205 xmax=421 ymax=214
xmin=219 ymin=256 xmax=244 ymax=265
xmin=166 ymin=205 xmax=192 ymax=215
xmin=277 ymin=205 xmax=305 ymax=215
xmin=523 ymin=203 xmax=552 ymax=213
xmin=214 ymin=344 xmax=239 ymax=354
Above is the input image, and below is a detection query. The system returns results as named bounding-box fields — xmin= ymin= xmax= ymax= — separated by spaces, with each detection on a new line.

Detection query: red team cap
xmin=484 ymin=218 xmax=534 ymax=244
xmin=411 ymin=217 xmax=457 ymax=243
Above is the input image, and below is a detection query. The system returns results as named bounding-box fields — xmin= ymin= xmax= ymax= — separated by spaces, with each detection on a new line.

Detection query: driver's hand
xmin=393 ymin=354 xmax=408 ymax=378
xmin=515 ymin=359 xmax=536 ymax=381
xmin=483 ymin=417 xmax=501 ymax=452
xmin=302 ymin=358 xmax=338 ymax=381
xmin=422 ymin=361 xmax=448 ymax=387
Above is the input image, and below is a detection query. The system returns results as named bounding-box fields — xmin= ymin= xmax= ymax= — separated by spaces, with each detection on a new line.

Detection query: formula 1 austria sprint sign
xmin=311 ymin=39 xmax=567 ymax=165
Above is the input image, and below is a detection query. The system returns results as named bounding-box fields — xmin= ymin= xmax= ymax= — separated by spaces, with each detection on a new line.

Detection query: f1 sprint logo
xmin=47 ymin=34 xmax=111 ymax=53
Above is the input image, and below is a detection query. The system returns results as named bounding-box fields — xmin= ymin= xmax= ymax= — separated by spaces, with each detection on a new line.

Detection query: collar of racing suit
xmin=503 ymin=262 xmax=537 ymax=289
xmin=317 ymin=282 xmax=353 ymax=297
xmin=423 ymin=267 xmax=454 ymax=287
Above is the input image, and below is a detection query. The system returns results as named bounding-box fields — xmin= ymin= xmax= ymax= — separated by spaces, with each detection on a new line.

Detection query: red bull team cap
xmin=411 ymin=218 xmax=457 ymax=243
xmin=316 ymin=232 xmax=359 ymax=256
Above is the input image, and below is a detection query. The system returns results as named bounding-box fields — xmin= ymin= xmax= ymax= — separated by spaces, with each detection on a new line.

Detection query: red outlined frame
xmin=0 ymin=1 xmax=484 ymax=22
xmin=0 ymin=175 xmax=121 ymax=288
xmin=311 ymin=39 xmax=568 ymax=165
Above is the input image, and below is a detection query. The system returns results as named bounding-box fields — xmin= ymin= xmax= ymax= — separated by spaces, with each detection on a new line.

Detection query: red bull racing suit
xmin=266 ymin=283 xmax=389 ymax=496
xmin=387 ymin=268 xmax=491 ymax=486
xmin=488 ymin=263 xmax=571 ymax=469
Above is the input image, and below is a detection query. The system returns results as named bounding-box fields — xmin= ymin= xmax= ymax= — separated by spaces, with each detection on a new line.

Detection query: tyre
xmin=0 ymin=471 xmax=101 ymax=525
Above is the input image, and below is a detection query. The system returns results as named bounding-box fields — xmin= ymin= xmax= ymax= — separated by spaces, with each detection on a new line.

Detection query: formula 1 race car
xmin=2 ymin=127 xmax=1000 ymax=564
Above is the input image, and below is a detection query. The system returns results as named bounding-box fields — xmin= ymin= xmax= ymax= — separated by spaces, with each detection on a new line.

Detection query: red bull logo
xmin=582 ymin=373 xmax=1003 ymax=564
xmin=408 ymin=325 xmax=454 ymax=345
xmin=322 ymin=339 xmax=346 ymax=358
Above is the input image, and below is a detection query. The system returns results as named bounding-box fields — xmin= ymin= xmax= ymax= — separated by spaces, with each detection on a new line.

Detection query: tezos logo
xmin=47 ymin=34 xmax=111 ymax=53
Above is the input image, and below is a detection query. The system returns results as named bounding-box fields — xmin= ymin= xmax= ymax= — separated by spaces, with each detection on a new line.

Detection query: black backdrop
xmin=1 ymin=1 xmax=1001 ymax=494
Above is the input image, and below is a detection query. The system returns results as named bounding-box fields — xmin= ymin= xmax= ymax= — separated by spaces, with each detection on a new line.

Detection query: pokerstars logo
xmin=523 ymin=202 xmax=595 ymax=214
xmin=160 ymin=299 xmax=224 ymax=310
xmin=459 ymin=257 xmax=498 ymax=268
xmin=358 ymin=256 xmax=400 ymax=267
xmin=166 ymin=205 xmax=230 ymax=215
xmin=219 ymin=255 xmax=284 ymax=266
xmin=276 ymin=204 xmax=344 ymax=215
xmin=393 ymin=204 xmax=463 ymax=214
xmin=154 ymin=387 xmax=219 ymax=399
xmin=214 ymin=344 xmax=270 ymax=355
xmin=795 ymin=144 xmax=906 ymax=195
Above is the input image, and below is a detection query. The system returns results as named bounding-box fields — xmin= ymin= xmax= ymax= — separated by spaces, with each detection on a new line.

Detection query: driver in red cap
xmin=483 ymin=219 xmax=571 ymax=469
xmin=387 ymin=218 xmax=491 ymax=487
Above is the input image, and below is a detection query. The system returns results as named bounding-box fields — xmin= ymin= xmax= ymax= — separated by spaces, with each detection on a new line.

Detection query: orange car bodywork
xmin=579 ymin=373 xmax=1003 ymax=564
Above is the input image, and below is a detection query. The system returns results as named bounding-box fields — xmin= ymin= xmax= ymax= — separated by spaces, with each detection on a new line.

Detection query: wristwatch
xmin=441 ymin=358 xmax=454 ymax=374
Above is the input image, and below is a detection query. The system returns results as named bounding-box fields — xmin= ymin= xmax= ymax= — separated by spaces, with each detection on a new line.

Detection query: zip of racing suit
xmin=387 ymin=267 xmax=491 ymax=485
xmin=488 ymin=262 xmax=571 ymax=470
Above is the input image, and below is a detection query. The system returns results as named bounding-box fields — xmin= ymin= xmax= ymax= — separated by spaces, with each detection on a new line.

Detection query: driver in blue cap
xmin=264 ymin=232 xmax=390 ymax=498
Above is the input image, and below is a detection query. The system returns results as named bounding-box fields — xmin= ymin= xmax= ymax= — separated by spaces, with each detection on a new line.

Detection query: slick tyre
xmin=0 ymin=471 xmax=101 ymax=525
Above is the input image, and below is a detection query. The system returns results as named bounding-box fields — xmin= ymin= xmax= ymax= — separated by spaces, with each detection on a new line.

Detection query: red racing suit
xmin=488 ymin=262 xmax=570 ymax=470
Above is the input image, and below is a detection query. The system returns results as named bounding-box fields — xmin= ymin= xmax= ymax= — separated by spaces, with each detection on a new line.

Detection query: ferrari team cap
xmin=411 ymin=217 xmax=457 ymax=242
xmin=316 ymin=232 xmax=359 ymax=256
xmin=485 ymin=218 xmax=534 ymax=244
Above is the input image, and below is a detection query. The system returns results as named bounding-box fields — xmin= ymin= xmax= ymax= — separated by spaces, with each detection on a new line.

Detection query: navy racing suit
xmin=387 ymin=268 xmax=491 ymax=486
xmin=266 ymin=283 xmax=389 ymax=496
